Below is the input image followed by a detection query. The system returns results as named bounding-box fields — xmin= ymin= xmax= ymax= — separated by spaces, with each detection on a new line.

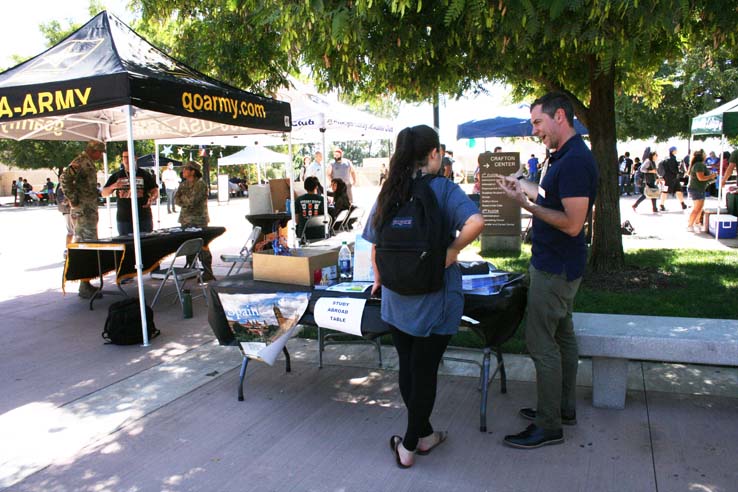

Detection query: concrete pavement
xmin=0 ymin=190 xmax=736 ymax=491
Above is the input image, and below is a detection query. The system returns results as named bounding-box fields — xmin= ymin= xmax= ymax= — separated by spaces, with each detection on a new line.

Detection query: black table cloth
xmin=64 ymin=226 xmax=226 ymax=284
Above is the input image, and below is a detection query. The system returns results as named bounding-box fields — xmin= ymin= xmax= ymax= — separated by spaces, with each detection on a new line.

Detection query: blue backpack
xmin=375 ymin=174 xmax=448 ymax=295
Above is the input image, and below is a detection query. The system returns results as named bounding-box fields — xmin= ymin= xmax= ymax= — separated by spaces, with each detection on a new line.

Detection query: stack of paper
xmin=462 ymin=271 xmax=509 ymax=290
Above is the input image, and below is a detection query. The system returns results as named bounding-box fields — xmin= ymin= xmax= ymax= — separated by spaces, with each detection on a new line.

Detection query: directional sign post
xmin=479 ymin=152 xmax=521 ymax=251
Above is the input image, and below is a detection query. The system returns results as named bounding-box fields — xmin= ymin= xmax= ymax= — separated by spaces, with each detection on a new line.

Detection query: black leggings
xmin=390 ymin=326 xmax=451 ymax=451
xmin=633 ymin=194 xmax=657 ymax=211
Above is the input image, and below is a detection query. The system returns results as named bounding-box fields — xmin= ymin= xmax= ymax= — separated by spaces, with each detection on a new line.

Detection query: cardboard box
xmin=253 ymin=247 xmax=339 ymax=286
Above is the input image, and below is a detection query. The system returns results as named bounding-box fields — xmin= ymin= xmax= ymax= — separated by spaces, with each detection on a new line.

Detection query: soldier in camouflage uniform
xmin=61 ymin=141 xmax=104 ymax=298
xmin=174 ymin=161 xmax=214 ymax=280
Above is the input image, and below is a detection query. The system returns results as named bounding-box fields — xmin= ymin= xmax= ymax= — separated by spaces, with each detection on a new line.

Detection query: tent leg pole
xmin=126 ymin=105 xmax=150 ymax=347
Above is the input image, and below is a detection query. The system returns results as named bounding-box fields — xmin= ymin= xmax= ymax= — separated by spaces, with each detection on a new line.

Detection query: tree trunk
xmin=586 ymin=58 xmax=625 ymax=272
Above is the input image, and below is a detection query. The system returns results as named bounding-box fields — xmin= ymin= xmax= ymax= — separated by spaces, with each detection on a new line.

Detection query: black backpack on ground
xmin=375 ymin=173 xmax=448 ymax=295
xmin=102 ymin=298 xmax=159 ymax=345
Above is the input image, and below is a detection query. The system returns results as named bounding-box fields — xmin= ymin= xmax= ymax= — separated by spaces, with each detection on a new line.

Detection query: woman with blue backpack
xmin=362 ymin=124 xmax=484 ymax=468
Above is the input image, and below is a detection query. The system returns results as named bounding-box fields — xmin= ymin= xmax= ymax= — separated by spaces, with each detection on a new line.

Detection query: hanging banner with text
xmin=479 ymin=152 xmax=521 ymax=236
xmin=313 ymin=297 xmax=366 ymax=337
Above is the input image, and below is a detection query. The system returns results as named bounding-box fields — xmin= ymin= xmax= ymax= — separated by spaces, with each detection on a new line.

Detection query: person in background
xmin=61 ymin=141 xmax=105 ymax=299
xmin=618 ymin=152 xmax=633 ymax=195
xmin=101 ymin=150 xmax=159 ymax=235
xmin=328 ymin=148 xmax=357 ymax=202
xmin=528 ymin=154 xmax=540 ymax=182
xmin=45 ymin=178 xmax=55 ymax=204
xmin=494 ymin=146 xmax=502 ymax=152
xmin=300 ymin=155 xmax=311 ymax=182
xmin=362 ymin=124 xmax=484 ymax=468
xmin=657 ymin=146 xmax=688 ymax=211
xmin=305 ymin=151 xmax=325 ymax=192
xmin=632 ymin=151 xmax=660 ymax=214
xmin=328 ymin=177 xmax=351 ymax=222
xmin=632 ymin=157 xmax=642 ymax=196
xmin=440 ymin=144 xmax=454 ymax=179
xmin=686 ymin=149 xmax=717 ymax=233
xmin=294 ymin=176 xmax=324 ymax=240
xmin=11 ymin=180 xmax=17 ymax=206
xmin=16 ymin=176 xmax=25 ymax=206
xmin=496 ymin=92 xmax=598 ymax=450
xmin=722 ymin=149 xmax=737 ymax=190
xmin=378 ymin=163 xmax=388 ymax=186
xmin=175 ymin=161 xmax=215 ymax=280
xmin=161 ymin=162 xmax=180 ymax=214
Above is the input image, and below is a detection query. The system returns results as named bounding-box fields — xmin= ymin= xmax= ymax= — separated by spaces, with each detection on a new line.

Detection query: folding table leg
xmin=495 ymin=350 xmax=507 ymax=394
xmin=282 ymin=347 xmax=291 ymax=373
xmin=238 ymin=356 xmax=249 ymax=401
xmin=318 ymin=326 xmax=324 ymax=369
xmin=480 ymin=348 xmax=492 ymax=432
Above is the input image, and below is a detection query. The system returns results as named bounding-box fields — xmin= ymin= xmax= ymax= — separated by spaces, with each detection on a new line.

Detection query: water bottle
xmin=338 ymin=241 xmax=352 ymax=282
xmin=182 ymin=289 xmax=193 ymax=319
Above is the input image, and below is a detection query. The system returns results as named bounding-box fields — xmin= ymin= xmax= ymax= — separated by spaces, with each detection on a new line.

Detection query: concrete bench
xmin=573 ymin=313 xmax=738 ymax=409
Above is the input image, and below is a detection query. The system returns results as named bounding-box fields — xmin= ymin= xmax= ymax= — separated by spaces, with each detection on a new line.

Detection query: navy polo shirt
xmin=531 ymin=134 xmax=598 ymax=281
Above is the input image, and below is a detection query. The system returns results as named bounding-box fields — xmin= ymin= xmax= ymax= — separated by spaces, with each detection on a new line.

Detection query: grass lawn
xmin=466 ymin=245 xmax=738 ymax=353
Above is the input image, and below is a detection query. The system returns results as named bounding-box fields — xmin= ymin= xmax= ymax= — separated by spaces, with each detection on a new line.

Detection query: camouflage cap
xmin=86 ymin=141 xmax=105 ymax=152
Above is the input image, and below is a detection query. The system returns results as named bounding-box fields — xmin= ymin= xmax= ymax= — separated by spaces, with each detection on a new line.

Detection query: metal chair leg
xmin=238 ymin=356 xmax=249 ymax=401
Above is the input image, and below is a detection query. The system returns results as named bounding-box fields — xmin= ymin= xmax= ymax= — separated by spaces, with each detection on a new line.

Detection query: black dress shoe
xmin=519 ymin=407 xmax=577 ymax=426
xmin=503 ymin=424 xmax=564 ymax=449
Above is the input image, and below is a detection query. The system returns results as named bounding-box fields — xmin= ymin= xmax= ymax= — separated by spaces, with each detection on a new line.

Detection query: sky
xmin=0 ymin=1 xmax=548 ymax=166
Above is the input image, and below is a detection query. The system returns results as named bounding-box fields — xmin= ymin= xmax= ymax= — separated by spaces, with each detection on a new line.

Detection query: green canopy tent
xmin=690 ymin=97 xmax=738 ymax=138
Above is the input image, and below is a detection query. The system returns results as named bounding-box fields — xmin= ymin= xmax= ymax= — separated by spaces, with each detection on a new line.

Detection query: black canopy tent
xmin=0 ymin=11 xmax=291 ymax=345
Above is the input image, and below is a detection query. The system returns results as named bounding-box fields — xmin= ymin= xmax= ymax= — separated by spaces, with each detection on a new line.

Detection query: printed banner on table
xmin=218 ymin=292 xmax=310 ymax=366
xmin=313 ymin=297 xmax=366 ymax=337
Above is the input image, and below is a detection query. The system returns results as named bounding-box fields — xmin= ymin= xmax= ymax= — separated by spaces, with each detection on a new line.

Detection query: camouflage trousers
xmin=71 ymin=205 xmax=99 ymax=241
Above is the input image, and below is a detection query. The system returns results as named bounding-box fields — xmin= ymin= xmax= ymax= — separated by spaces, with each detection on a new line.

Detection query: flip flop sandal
xmin=416 ymin=431 xmax=448 ymax=456
xmin=389 ymin=435 xmax=412 ymax=469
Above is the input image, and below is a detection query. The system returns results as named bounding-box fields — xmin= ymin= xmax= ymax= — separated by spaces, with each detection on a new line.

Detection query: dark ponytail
xmin=372 ymin=125 xmax=439 ymax=229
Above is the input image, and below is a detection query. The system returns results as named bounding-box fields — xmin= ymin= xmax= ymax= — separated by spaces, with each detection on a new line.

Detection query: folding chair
xmin=344 ymin=206 xmax=364 ymax=231
xmin=150 ymin=238 xmax=208 ymax=309
xmin=330 ymin=208 xmax=350 ymax=235
xmin=221 ymin=226 xmax=261 ymax=277
xmin=299 ymin=215 xmax=330 ymax=245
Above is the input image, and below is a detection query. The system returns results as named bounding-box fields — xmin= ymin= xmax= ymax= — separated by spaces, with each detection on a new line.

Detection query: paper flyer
xmin=326 ymin=281 xmax=373 ymax=293
xmin=218 ymin=292 xmax=310 ymax=366
xmin=313 ymin=297 xmax=366 ymax=337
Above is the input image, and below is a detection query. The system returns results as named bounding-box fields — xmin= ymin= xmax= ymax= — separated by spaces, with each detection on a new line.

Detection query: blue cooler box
xmin=708 ymin=214 xmax=738 ymax=238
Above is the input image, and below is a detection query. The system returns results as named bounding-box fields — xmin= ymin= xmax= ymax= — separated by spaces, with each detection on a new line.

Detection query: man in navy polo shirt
xmin=495 ymin=92 xmax=598 ymax=449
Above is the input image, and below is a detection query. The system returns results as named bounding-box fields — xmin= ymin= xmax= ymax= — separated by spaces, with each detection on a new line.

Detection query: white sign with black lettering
xmin=313 ymin=297 xmax=366 ymax=337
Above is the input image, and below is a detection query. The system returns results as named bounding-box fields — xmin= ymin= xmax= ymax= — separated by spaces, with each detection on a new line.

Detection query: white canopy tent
xmin=160 ymin=79 xmax=396 ymax=238
xmin=218 ymin=145 xmax=291 ymax=184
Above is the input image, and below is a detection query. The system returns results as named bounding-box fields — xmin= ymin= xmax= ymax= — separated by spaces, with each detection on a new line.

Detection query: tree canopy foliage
xmin=617 ymin=42 xmax=738 ymax=141
xmin=136 ymin=0 xmax=738 ymax=271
